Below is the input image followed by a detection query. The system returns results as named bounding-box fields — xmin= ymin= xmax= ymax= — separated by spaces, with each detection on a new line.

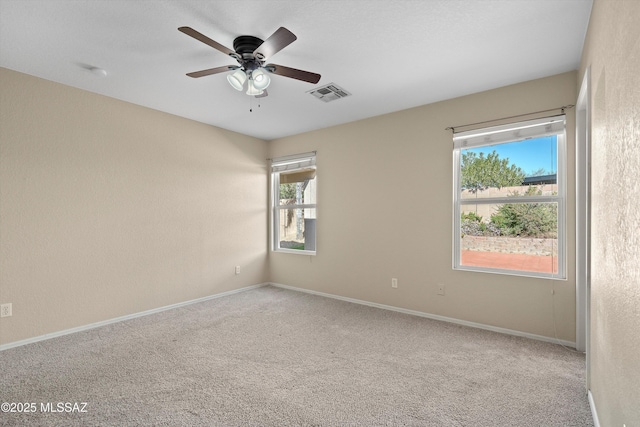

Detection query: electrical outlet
xmin=235 ymin=266 xmax=240 ymax=275
xmin=391 ymin=278 xmax=398 ymax=288
xmin=437 ymin=284 xmax=445 ymax=296
xmin=1 ymin=303 xmax=12 ymax=317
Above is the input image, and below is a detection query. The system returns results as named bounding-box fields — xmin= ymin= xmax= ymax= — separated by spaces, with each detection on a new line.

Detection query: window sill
xmin=454 ymin=264 xmax=566 ymax=280
xmin=273 ymin=248 xmax=316 ymax=256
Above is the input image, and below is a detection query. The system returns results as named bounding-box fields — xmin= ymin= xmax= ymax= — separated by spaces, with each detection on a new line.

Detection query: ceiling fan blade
xmin=255 ymin=90 xmax=268 ymax=99
xmin=186 ymin=65 xmax=238 ymax=78
xmin=265 ymin=64 xmax=321 ymax=84
xmin=179 ymin=27 xmax=236 ymax=57
xmin=253 ymin=27 xmax=297 ymax=61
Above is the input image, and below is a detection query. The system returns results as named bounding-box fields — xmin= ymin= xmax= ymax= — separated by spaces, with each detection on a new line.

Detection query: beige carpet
xmin=0 ymin=285 xmax=592 ymax=426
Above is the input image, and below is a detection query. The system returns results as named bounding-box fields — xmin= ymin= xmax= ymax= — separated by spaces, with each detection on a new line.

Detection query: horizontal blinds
xmin=280 ymin=168 xmax=316 ymax=183
xmin=271 ymin=152 xmax=316 ymax=172
xmin=453 ymin=115 xmax=565 ymax=149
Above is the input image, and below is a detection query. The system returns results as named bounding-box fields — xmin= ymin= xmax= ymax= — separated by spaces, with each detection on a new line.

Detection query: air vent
xmin=308 ymin=83 xmax=351 ymax=103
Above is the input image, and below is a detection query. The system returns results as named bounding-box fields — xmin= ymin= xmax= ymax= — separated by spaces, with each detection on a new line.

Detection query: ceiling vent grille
xmin=308 ymin=83 xmax=351 ymax=103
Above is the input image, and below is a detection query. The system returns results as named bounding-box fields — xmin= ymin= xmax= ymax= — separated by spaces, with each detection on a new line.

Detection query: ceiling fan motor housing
xmin=233 ymin=36 xmax=263 ymax=58
xmin=232 ymin=35 xmax=266 ymax=75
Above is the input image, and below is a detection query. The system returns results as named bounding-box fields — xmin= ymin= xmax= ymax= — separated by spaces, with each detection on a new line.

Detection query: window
xmin=271 ymin=152 xmax=317 ymax=254
xmin=453 ymin=116 xmax=566 ymax=279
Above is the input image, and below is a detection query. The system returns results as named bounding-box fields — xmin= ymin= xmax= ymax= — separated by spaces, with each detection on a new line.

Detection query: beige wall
xmin=269 ymin=72 xmax=577 ymax=342
xmin=0 ymin=68 xmax=269 ymax=345
xmin=579 ymin=0 xmax=640 ymax=425
xmin=0 ymin=68 xmax=580 ymax=350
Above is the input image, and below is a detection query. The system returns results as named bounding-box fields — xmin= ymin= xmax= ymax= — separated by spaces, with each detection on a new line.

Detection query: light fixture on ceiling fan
xmin=178 ymin=26 xmax=321 ymax=98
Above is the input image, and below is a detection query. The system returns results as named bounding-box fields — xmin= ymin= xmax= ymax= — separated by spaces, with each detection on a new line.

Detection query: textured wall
xmin=269 ymin=72 xmax=577 ymax=342
xmin=579 ymin=0 xmax=640 ymax=425
xmin=0 ymin=68 xmax=269 ymax=345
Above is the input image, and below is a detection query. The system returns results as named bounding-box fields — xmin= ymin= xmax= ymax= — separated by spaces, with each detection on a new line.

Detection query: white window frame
xmin=452 ymin=115 xmax=567 ymax=279
xmin=271 ymin=151 xmax=317 ymax=255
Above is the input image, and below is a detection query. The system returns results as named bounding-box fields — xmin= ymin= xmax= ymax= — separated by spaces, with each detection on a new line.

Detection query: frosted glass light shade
xmin=252 ymin=68 xmax=271 ymax=90
xmin=227 ymin=69 xmax=247 ymax=91
xmin=246 ymin=80 xmax=264 ymax=96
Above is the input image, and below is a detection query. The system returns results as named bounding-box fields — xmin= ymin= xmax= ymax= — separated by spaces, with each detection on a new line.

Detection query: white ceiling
xmin=0 ymin=0 xmax=592 ymax=141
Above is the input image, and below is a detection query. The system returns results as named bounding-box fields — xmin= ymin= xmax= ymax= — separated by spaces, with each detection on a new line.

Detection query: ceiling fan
xmin=178 ymin=26 xmax=321 ymax=98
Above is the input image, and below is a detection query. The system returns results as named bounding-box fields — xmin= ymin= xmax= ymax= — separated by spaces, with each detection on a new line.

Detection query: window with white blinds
xmin=453 ymin=116 xmax=566 ymax=279
xmin=271 ymin=152 xmax=317 ymax=254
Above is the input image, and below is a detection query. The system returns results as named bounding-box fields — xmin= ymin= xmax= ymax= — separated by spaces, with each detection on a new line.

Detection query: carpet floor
xmin=0 ymin=285 xmax=592 ymax=426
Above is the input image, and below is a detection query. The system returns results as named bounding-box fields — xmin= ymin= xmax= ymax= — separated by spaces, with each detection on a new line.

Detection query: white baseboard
xmin=269 ymin=282 xmax=577 ymax=348
xmin=3 ymin=282 xmax=577 ymax=352
xmin=0 ymin=283 xmax=268 ymax=352
xmin=588 ymin=390 xmax=600 ymax=427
